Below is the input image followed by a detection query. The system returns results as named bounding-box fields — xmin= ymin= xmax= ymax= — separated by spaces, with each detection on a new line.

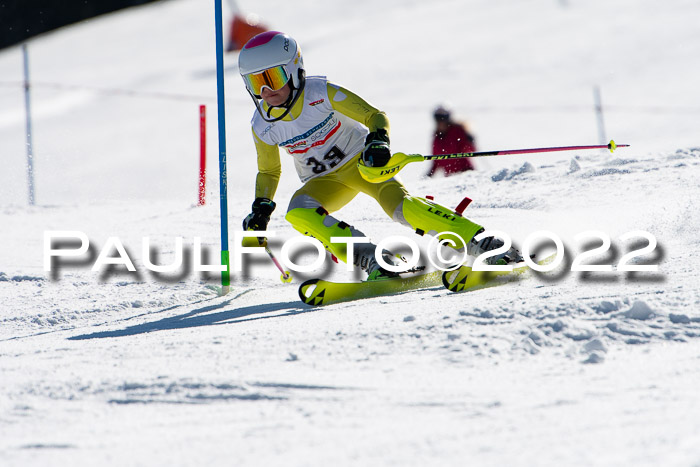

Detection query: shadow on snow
xmin=68 ymin=299 xmax=311 ymax=340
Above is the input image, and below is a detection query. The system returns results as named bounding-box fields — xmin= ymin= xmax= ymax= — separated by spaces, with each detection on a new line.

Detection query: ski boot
xmin=286 ymin=205 xmax=402 ymax=279
xmin=353 ymin=244 xmax=401 ymax=281
xmin=467 ymin=228 xmax=524 ymax=265
xmin=396 ymin=195 xmax=523 ymax=264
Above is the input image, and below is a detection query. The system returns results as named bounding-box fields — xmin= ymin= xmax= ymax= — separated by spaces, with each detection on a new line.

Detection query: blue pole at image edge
xmin=214 ymin=0 xmax=231 ymax=291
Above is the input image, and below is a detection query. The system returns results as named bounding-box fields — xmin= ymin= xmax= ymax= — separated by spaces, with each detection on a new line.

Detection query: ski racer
xmin=238 ymin=31 xmax=522 ymax=280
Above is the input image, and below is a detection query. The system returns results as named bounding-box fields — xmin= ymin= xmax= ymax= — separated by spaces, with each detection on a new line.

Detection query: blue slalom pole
xmin=214 ymin=0 xmax=231 ymax=294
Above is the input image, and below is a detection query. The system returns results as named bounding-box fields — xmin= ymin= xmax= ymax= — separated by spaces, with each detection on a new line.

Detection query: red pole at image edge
xmin=199 ymin=105 xmax=206 ymax=206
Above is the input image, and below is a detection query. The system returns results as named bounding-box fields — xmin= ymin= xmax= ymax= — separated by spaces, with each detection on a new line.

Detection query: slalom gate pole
xmin=593 ymin=85 xmax=607 ymax=146
xmin=198 ymin=105 xmax=206 ymax=206
xmin=214 ymin=0 xmax=231 ymax=294
xmin=22 ymin=44 xmax=36 ymax=205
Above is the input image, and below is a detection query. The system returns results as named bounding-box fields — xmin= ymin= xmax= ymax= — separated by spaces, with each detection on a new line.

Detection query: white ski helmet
xmin=238 ymin=31 xmax=305 ymax=121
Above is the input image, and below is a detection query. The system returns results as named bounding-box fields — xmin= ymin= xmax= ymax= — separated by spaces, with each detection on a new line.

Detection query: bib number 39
xmin=306 ymin=146 xmax=346 ymax=174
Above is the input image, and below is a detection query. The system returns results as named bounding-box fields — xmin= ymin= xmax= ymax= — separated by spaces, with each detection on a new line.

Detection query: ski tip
xmin=298 ymin=279 xmax=323 ymax=305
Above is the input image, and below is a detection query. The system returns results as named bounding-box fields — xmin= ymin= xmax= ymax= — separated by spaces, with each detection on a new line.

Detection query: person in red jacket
xmin=427 ymin=105 xmax=476 ymax=177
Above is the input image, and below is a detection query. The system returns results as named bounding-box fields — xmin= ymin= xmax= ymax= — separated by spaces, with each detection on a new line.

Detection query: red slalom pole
xmin=198 ymin=105 xmax=206 ymax=206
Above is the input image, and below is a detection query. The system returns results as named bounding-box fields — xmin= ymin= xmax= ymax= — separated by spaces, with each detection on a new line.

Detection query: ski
xmin=298 ymin=254 xmax=556 ymax=306
xmin=298 ymin=270 xmax=444 ymax=306
xmin=441 ymin=262 xmax=532 ymax=292
xmin=441 ymin=253 xmax=556 ymax=292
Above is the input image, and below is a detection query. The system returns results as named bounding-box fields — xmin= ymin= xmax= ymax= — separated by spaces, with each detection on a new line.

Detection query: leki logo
xmin=309 ymin=99 xmax=325 ymax=106
xmin=380 ymin=166 xmax=400 ymax=176
xmin=427 ymin=207 xmax=457 ymax=221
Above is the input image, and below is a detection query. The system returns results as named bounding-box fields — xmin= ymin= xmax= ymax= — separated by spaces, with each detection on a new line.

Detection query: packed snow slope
xmin=1 ymin=0 xmax=699 ymax=466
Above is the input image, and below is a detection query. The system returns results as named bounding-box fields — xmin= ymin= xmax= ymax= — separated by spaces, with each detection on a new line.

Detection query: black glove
xmin=361 ymin=129 xmax=391 ymax=168
xmin=242 ymin=197 xmax=276 ymax=231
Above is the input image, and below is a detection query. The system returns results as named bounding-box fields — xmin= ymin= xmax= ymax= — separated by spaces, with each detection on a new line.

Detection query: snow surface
xmin=1 ymin=0 xmax=700 ymax=465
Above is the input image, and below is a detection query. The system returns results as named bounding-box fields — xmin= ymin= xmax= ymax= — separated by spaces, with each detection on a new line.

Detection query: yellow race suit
xmin=248 ymin=76 xmax=482 ymax=266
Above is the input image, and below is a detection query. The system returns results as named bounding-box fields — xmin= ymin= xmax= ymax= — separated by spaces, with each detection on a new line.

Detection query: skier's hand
xmin=242 ymin=197 xmax=276 ymax=232
xmin=362 ymin=129 xmax=391 ymax=168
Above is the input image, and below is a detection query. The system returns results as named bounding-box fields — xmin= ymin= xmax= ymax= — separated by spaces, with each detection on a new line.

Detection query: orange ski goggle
xmin=243 ymin=65 xmax=290 ymax=96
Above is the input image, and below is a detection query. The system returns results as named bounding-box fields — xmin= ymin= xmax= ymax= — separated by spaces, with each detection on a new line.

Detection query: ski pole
xmin=242 ymin=234 xmax=293 ymax=283
xmin=359 ymin=139 xmax=629 ymax=183
xmin=264 ymin=245 xmax=293 ymax=283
